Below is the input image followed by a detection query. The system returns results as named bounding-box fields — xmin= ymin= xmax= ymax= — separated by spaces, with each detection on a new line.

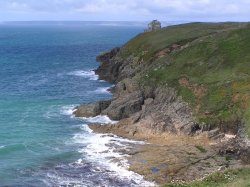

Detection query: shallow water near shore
xmin=0 ymin=22 xmax=155 ymax=186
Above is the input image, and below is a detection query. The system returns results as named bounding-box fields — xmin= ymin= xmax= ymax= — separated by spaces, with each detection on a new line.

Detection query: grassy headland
xmin=117 ymin=23 xmax=250 ymax=185
xmin=120 ymin=22 xmax=250 ymax=137
xmin=83 ymin=22 xmax=250 ymax=185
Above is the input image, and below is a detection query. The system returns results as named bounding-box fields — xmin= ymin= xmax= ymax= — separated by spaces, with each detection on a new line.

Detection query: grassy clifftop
xmin=120 ymin=22 xmax=250 ymax=137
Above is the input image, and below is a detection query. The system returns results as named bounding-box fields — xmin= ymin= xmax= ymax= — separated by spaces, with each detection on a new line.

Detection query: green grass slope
xmin=120 ymin=22 xmax=250 ymax=137
xmin=163 ymin=167 xmax=250 ymax=187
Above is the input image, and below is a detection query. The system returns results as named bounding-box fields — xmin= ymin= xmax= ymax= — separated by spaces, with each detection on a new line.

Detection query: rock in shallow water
xmin=73 ymin=100 xmax=111 ymax=117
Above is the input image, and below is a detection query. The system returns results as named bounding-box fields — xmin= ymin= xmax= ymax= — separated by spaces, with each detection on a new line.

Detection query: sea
xmin=0 ymin=21 xmax=156 ymax=186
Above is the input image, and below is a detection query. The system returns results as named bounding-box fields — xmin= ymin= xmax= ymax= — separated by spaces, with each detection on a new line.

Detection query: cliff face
xmin=75 ymin=48 xmax=198 ymax=136
xmin=74 ymin=23 xmax=250 ymax=183
xmin=76 ymin=23 xmax=250 ymax=137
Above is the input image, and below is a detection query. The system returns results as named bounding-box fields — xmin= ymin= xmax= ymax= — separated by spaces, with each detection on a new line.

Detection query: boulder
xmin=73 ymin=103 xmax=100 ymax=117
xmin=73 ymin=100 xmax=111 ymax=117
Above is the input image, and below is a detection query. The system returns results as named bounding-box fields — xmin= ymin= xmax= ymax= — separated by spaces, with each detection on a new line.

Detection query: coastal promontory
xmin=74 ymin=22 xmax=250 ymax=186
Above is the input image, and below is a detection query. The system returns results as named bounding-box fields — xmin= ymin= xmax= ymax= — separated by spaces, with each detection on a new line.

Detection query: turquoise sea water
xmin=0 ymin=22 xmax=151 ymax=186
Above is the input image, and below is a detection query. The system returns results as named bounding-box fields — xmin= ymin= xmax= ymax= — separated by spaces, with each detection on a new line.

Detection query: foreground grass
xmin=163 ymin=167 xmax=250 ymax=187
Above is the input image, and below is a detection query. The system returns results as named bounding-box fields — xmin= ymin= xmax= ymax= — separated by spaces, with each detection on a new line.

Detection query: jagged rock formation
xmin=75 ymin=48 xmax=198 ymax=135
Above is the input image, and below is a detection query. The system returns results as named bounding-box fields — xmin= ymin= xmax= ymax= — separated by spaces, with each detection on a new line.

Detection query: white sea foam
xmin=0 ymin=145 xmax=5 ymax=149
xmin=57 ymin=103 xmax=154 ymax=185
xmin=44 ymin=105 xmax=76 ymax=119
xmin=60 ymin=105 xmax=76 ymax=116
xmin=80 ymin=124 xmax=93 ymax=133
xmin=81 ymin=115 xmax=117 ymax=124
xmin=71 ymin=124 xmax=155 ymax=187
xmin=46 ymin=171 xmax=88 ymax=187
xmin=68 ymin=70 xmax=98 ymax=81
xmin=90 ymin=87 xmax=111 ymax=94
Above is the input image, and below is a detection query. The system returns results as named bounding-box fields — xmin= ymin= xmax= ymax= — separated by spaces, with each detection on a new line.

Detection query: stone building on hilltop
xmin=145 ymin=20 xmax=161 ymax=32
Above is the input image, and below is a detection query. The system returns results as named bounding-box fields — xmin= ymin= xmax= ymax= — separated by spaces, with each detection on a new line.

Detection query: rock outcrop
xmin=73 ymin=100 xmax=111 ymax=117
xmin=75 ymin=48 xmax=200 ymax=136
xmin=95 ymin=47 xmax=121 ymax=83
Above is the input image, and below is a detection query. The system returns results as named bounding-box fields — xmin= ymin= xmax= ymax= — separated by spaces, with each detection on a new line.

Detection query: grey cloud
xmin=0 ymin=0 xmax=249 ymax=21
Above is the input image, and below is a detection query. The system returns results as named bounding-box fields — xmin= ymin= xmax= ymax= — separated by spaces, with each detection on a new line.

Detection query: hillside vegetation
xmin=164 ymin=167 xmax=250 ymax=187
xmin=78 ymin=22 xmax=250 ymax=186
xmin=120 ymin=22 xmax=250 ymax=137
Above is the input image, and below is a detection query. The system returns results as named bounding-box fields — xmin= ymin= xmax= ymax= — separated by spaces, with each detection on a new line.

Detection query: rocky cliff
xmin=74 ymin=22 xmax=250 ymax=185
xmin=75 ymin=48 xmax=199 ymax=136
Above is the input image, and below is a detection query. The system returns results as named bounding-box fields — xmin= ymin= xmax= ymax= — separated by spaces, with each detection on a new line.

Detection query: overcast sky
xmin=0 ymin=0 xmax=249 ymax=22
